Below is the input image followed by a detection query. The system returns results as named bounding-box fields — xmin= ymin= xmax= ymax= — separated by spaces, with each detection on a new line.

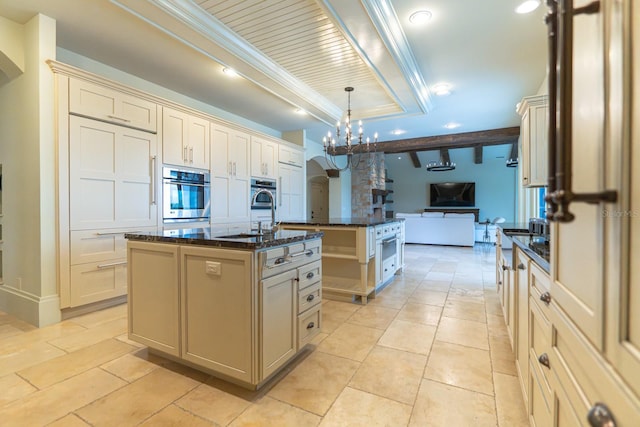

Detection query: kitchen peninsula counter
xmin=280 ymin=218 xmax=405 ymax=304
xmin=125 ymin=227 xmax=323 ymax=390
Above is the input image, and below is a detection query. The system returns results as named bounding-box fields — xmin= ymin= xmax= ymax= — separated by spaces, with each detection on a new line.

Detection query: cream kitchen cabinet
xmin=260 ymin=269 xmax=297 ymax=379
xmin=126 ymin=234 xmax=322 ymax=389
xmin=211 ymin=124 xmax=251 ymax=223
xmin=251 ymin=136 xmax=278 ymax=179
xmin=517 ymin=94 xmax=548 ymax=187
xmin=515 ymin=248 xmax=530 ymax=409
xmin=128 ymin=241 xmax=180 ymax=356
xmin=509 ymin=1 xmax=640 ymax=424
xmin=180 ymin=245 xmax=253 ymax=383
xmin=278 ymin=143 xmax=304 ymax=167
xmin=69 ymin=78 xmax=157 ymax=132
xmin=162 ymin=106 xmax=210 ymax=170
xmin=278 ymin=163 xmax=304 ymax=221
xmin=69 ymin=115 xmax=158 ymax=231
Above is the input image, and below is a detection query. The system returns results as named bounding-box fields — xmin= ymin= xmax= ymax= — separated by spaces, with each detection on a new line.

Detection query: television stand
xmin=424 ymin=208 xmax=480 ymax=222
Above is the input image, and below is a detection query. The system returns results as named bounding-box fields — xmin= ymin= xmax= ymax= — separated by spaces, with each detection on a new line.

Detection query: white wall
xmin=386 ymin=145 xmax=517 ymax=222
xmin=0 ymin=14 xmax=60 ymax=326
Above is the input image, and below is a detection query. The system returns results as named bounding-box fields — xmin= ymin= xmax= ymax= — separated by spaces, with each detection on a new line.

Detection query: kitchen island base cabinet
xmin=128 ymin=242 xmax=180 ymax=357
xmin=127 ymin=235 xmax=322 ymax=390
xmin=181 ymin=246 xmax=253 ymax=384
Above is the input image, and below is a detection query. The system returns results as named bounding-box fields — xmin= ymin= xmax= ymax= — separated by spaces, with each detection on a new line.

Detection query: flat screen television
xmin=430 ymin=182 xmax=475 ymax=207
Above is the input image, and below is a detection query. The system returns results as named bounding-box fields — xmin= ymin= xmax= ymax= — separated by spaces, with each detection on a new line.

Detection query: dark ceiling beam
xmin=331 ymin=126 xmax=520 ymax=155
xmin=474 ymin=146 xmax=483 ymax=164
xmin=409 ymin=151 xmax=421 ymax=168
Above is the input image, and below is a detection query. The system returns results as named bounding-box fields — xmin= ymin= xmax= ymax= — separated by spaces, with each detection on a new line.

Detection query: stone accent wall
xmin=351 ymin=153 xmax=385 ymax=219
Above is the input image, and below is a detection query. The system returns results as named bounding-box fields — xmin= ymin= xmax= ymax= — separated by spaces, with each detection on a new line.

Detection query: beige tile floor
xmin=0 ymin=244 xmax=528 ymax=426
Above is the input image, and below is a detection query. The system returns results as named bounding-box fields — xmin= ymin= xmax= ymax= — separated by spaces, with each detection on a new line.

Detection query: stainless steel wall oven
xmin=250 ymin=178 xmax=277 ymax=210
xmin=163 ymin=166 xmax=210 ymax=223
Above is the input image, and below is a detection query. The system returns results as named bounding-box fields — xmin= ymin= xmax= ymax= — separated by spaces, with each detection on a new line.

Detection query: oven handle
xmin=163 ymin=180 xmax=208 ymax=187
xmin=382 ymin=237 xmax=397 ymax=245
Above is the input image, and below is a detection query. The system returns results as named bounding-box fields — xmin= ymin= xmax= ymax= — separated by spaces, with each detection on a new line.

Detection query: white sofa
xmin=396 ymin=212 xmax=476 ymax=247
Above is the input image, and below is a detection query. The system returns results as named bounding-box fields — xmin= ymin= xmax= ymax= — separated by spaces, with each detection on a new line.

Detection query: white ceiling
xmin=0 ymin=0 xmax=548 ymax=149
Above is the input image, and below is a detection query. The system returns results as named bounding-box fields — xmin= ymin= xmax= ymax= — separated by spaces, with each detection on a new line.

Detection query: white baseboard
xmin=0 ymin=285 xmax=61 ymax=327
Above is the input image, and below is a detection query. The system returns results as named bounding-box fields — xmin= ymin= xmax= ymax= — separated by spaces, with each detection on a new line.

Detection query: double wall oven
xmin=163 ymin=166 xmax=210 ymax=223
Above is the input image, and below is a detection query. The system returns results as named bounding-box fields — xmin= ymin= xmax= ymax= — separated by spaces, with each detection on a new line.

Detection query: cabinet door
xmin=181 ymin=246 xmax=253 ymax=383
xmin=515 ymin=250 xmax=529 ymax=407
xmin=187 ymin=115 xmax=210 ymax=170
xmin=211 ymin=125 xmax=250 ymax=223
xmin=605 ymin=0 xmax=640 ymax=399
xmin=69 ymin=116 xmax=157 ymax=230
xmin=278 ymin=164 xmax=304 ymax=221
xmin=69 ymin=78 xmax=157 ymax=132
xmin=251 ymin=137 xmax=278 ymax=179
xmin=261 ymin=269 xmax=296 ymax=380
xmin=162 ymin=107 xmax=187 ymax=166
xmin=128 ymin=242 xmax=179 ymax=356
xmin=551 ymin=0 xmax=605 ymax=350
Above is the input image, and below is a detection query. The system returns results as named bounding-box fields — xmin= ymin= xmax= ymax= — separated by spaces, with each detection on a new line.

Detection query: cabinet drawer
xmin=550 ymin=304 xmax=640 ymax=425
xmin=70 ymin=227 xmax=156 ymax=265
xmin=298 ymin=282 xmax=321 ymax=314
xmin=297 ymin=260 xmax=321 ymax=290
xmin=259 ymin=240 xmax=322 ymax=279
xmin=529 ymin=298 xmax=553 ymax=404
xmin=298 ymin=305 xmax=321 ymax=349
xmin=529 ymin=262 xmax=551 ymax=319
xmin=70 ymin=259 xmax=127 ymax=307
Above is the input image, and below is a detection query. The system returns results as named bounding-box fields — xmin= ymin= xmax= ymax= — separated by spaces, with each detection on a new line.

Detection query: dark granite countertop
xmin=280 ymin=217 xmax=403 ymax=227
xmin=498 ymin=223 xmax=531 ymax=234
xmin=125 ymin=227 xmax=323 ymax=250
xmin=510 ymin=235 xmax=550 ymax=273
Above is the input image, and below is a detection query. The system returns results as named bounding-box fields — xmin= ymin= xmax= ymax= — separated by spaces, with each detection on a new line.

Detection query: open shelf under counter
xmin=322 ymin=245 xmax=359 ymax=259
xmin=322 ymin=275 xmax=375 ymax=301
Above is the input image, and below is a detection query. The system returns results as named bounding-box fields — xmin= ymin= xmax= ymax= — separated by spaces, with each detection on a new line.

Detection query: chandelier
xmin=323 ymin=87 xmax=378 ymax=171
xmin=426 ymin=148 xmax=456 ymax=172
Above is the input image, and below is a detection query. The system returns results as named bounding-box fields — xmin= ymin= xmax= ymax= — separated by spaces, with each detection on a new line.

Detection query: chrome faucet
xmin=251 ymin=189 xmax=276 ymax=234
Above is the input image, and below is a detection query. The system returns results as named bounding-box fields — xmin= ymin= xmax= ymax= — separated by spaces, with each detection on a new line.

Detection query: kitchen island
xmin=279 ymin=218 xmax=405 ymax=304
xmin=125 ymin=227 xmax=323 ymax=390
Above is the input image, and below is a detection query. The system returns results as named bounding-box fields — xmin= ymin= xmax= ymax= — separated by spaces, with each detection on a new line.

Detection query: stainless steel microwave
xmin=163 ymin=167 xmax=210 ymax=223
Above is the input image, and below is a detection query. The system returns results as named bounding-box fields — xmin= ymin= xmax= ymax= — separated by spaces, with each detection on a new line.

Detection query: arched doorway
xmin=307 ymin=159 xmax=329 ymax=221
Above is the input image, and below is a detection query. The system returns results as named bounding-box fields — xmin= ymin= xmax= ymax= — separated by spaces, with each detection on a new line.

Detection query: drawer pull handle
xmin=538 ymin=353 xmax=550 ymax=369
xmin=97 ymin=261 xmax=127 ymax=269
xmin=517 ymin=263 xmax=526 ymax=270
xmin=289 ymin=250 xmax=313 ymax=258
xmin=540 ymin=292 xmax=552 ymax=305
xmin=306 ymin=321 xmax=315 ymax=330
xmin=306 ymin=294 xmax=315 ymax=302
xmin=587 ymin=402 xmax=616 ymax=427
xmin=106 ymin=114 xmax=131 ymax=123
xmin=306 ymin=272 xmax=314 ymax=279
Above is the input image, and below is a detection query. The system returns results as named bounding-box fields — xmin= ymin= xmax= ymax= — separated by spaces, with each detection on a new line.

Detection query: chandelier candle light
xmin=323 ymin=87 xmax=378 ymax=171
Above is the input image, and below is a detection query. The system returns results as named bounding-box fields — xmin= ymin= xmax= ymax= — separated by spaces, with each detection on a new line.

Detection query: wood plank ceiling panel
xmin=196 ymin=0 xmax=400 ymax=117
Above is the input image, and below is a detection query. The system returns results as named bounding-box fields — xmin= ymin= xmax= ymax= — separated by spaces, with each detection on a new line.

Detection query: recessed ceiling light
xmin=397 ymin=156 xmax=402 ymax=160
xmin=431 ymin=83 xmax=451 ymax=96
xmin=294 ymin=108 xmax=307 ymax=115
xmin=222 ymin=67 xmax=238 ymax=77
xmin=391 ymin=129 xmax=406 ymax=136
xmin=515 ymin=0 xmax=540 ymax=14
xmin=443 ymin=122 xmax=461 ymax=129
xmin=409 ymin=10 xmax=432 ymax=24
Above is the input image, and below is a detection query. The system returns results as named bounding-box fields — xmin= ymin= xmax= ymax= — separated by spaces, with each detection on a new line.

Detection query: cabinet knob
xmin=540 ymin=292 xmax=552 ymax=305
xmin=306 ymin=321 xmax=315 ymax=330
xmin=306 ymin=294 xmax=315 ymax=302
xmin=538 ymin=353 xmax=550 ymax=369
xmin=517 ymin=263 xmax=526 ymax=270
xmin=587 ymin=402 xmax=617 ymax=427
xmin=502 ymin=265 xmax=509 ymax=271
xmin=306 ymin=272 xmax=314 ymax=279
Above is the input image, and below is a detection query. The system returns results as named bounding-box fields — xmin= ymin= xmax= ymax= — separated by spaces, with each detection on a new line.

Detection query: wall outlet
xmin=205 ymin=261 xmax=221 ymax=276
